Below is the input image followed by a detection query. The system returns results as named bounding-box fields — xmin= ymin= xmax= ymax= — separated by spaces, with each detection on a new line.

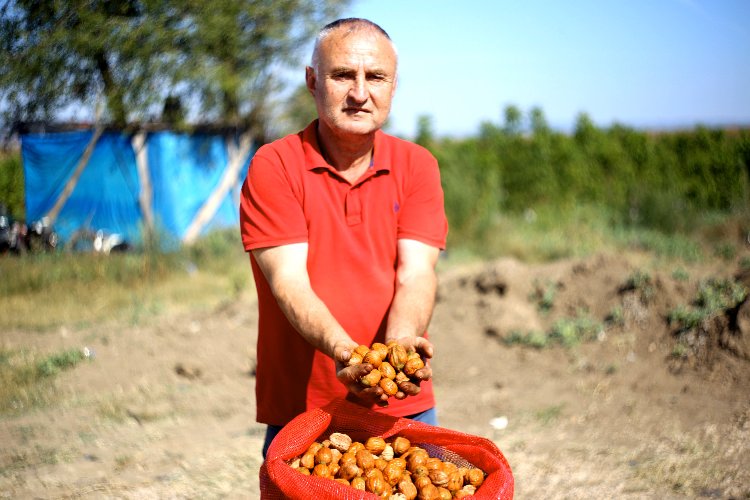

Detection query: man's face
xmin=307 ymin=28 xmax=397 ymax=138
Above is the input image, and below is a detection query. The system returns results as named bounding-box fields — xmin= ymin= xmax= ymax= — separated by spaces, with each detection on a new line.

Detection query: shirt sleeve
xmin=239 ymin=148 xmax=308 ymax=251
xmin=397 ymin=150 xmax=449 ymax=249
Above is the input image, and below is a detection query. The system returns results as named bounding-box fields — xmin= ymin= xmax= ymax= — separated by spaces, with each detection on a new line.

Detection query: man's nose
xmin=348 ymin=76 xmax=368 ymax=103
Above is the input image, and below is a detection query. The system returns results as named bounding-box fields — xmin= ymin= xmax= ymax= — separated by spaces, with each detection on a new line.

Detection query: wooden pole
xmin=182 ymin=131 xmax=253 ymax=245
xmin=132 ymin=130 xmax=154 ymax=239
xmin=44 ymin=126 xmax=104 ymax=225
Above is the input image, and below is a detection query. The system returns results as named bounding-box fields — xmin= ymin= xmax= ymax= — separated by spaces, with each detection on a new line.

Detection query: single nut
xmin=441 ymin=461 xmax=458 ymax=475
xmin=425 ymin=458 xmax=443 ymax=471
xmin=360 ymin=368 xmax=382 ymax=387
xmin=337 ymin=461 xmax=360 ymax=481
xmin=294 ymin=466 xmax=311 ymax=475
xmin=312 ymin=463 xmax=329 ymax=477
xmin=394 ymin=371 xmax=410 ymax=385
xmin=354 ymin=344 xmax=370 ymax=357
xmin=375 ymin=457 xmax=388 ymax=471
xmin=306 ymin=442 xmax=323 ymax=454
xmin=329 ymin=447 xmax=342 ymax=465
xmin=381 ymin=443 xmax=395 ymax=461
xmin=340 ymin=451 xmax=357 ymax=466
xmin=300 ymin=451 xmax=315 ymax=469
xmin=387 ymin=344 xmax=408 ymax=370
xmin=371 ymin=342 xmax=389 ymax=358
xmin=366 ymin=469 xmax=386 ymax=495
xmin=436 ymin=486 xmax=452 ymax=500
xmin=362 ymin=349 xmax=384 ymax=368
xmin=315 ymin=446 xmax=332 ymax=465
xmin=428 ymin=468 xmax=449 ymax=487
xmin=383 ymin=460 xmax=403 ymax=485
xmin=414 ymin=474 xmax=432 ymax=490
xmin=379 ymin=361 xmax=397 ymax=380
xmin=329 ymin=432 xmax=353 ymax=453
xmin=365 ymin=436 xmax=387 ymax=455
xmin=389 ymin=493 xmax=408 ymax=500
xmin=334 ymin=477 xmax=350 ymax=486
xmin=347 ymin=351 xmax=364 ymax=366
xmin=380 ymin=377 xmax=399 ymax=396
xmin=407 ymin=450 xmax=429 ymax=472
xmin=403 ymin=357 xmax=425 ymax=377
xmin=398 ymin=477 xmax=418 ymax=500
xmin=351 ymin=476 xmax=366 ymax=490
xmin=348 ymin=442 xmax=365 ymax=456
xmin=467 ymin=468 xmax=484 ymax=488
xmin=355 ymin=449 xmax=375 ymax=471
xmin=460 ymin=484 xmax=476 ymax=495
xmin=446 ymin=471 xmax=463 ymax=492
xmin=417 ymin=483 xmax=440 ymax=500
xmin=390 ymin=457 xmax=407 ymax=471
xmin=391 ymin=436 xmax=411 ymax=456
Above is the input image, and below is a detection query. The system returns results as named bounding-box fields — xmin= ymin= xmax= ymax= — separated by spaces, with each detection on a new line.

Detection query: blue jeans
xmin=262 ymin=407 xmax=438 ymax=459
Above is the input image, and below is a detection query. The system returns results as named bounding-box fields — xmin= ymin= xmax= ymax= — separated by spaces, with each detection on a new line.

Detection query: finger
xmin=414 ymin=338 xmax=434 ymax=359
xmin=397 ymin=380 xmax=421 ymax=396
xmin=414 ymin=366 xmax=432 ymax=381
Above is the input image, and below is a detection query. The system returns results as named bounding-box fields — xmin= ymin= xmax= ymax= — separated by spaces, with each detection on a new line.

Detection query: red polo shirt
xmin=240 ymin=121 xmax=448 ymax=426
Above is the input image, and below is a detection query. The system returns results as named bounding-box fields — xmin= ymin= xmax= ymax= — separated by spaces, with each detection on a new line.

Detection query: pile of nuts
xmin=348 ymin=342 xmax=426 ymax=400
xmin=288 ymin=431 xmax=485 ymax=499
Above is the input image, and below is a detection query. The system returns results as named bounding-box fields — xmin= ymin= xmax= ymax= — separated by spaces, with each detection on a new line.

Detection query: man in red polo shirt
xmin=239 ymin=17 xmax=448 ymax=457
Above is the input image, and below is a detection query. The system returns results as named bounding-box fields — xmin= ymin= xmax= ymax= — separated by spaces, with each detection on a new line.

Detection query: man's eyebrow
xmin=327 ymin=66 xmax=391 ymax=76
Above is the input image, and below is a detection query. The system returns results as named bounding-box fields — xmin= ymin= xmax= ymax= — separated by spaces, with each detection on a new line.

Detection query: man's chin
xmin=335 ymin=120 xmax=380 ymax=136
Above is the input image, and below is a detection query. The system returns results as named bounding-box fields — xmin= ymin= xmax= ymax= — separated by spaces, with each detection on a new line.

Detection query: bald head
xmin=311 ymin=18 xmax=397 ymax=75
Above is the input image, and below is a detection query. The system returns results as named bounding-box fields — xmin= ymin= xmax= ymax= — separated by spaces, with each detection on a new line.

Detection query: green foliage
xmin=622 ymin=269 xmax=656 ymax=303
xmin=0 ymin=151 xmax=24 ymax=218
xmin=504 ymin=313 xmax=604 ymax=349
xmin=549 ymin=315 xmax=603 ymax=347
xmin=277 ymin=83 xmax=319 ymax=136
xmin=0 ymin=250 xmax=181 ymax=296
xmin=529 ymin=279 xmax=558 ymax=314
xmin=0 ymin=0 xmax=349 ymax=130
xmin=668 ymin=278 xmax=748 ymax=332
xmin=420 ymin=107 xmax=750 ymax=249
xmin=672 ymin=267 xmax=690 ymax=281
xmin=1 ymin=347 xmax=89 ymax=414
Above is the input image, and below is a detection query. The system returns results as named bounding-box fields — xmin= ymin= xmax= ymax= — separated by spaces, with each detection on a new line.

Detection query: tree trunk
xmin=95 ymin=52 xmax=127 ymax=127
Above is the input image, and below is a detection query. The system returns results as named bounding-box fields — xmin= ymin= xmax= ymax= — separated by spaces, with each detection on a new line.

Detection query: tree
xmin=0 ymin=0 xmax=182 ymax=128
xmin=502 ymin=104 xmax=522 ymax=136
xmin=275 ymin=82 xmax=319 ymax=137
xmin=0 ymin=0 xmax=349 ymax=133
xmin=415 ymin=114 xmax=435 ymax=148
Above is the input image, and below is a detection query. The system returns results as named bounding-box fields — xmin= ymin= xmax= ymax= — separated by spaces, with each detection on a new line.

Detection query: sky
xmin=313 ymin=0 xmax=750 ymax=138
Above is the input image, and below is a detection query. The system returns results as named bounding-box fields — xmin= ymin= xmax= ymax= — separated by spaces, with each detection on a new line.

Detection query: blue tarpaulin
xmin=21 ymin=129 xmax=251 ymax=248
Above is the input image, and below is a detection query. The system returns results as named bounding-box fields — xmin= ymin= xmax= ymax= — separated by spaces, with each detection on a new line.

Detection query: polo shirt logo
xmin=393 ymin=202 xmax=400 ymax=213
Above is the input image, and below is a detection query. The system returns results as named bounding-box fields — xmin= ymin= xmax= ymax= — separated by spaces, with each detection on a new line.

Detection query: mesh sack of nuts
xmin=260 ymin=398 xmax=513 ymax=499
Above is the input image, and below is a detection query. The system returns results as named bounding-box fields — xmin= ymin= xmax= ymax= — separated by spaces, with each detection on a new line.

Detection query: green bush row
xmin=418 ymin=107 xmax=750 ymax=243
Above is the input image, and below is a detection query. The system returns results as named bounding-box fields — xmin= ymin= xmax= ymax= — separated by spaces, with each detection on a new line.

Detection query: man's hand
xmin=333 ymin=342 xmax=390 ymax=406
xmin=386 ymin=336 xmax=433 ymax=400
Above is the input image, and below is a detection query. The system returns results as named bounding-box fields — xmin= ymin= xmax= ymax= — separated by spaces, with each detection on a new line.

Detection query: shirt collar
xmin=302 ymin=120 xmax=391 ymax=174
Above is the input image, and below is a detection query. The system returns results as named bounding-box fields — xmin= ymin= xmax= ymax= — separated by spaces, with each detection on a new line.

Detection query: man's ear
xmin=305 ymin=66 xmax=316 ymax=96
xmin=391 ymin=74 xmax=398 ymax=98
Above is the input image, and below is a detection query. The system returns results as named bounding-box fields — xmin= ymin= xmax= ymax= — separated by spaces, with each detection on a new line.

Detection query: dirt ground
xmin=1 ymin=249 xmax=749 ymax=499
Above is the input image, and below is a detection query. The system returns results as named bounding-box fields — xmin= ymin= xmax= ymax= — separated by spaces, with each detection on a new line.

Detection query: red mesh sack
xmin=260 ymin=398 xmax=514 ymax=499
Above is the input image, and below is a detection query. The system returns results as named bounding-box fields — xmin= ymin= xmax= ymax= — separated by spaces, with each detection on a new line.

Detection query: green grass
xmin=445 ymin=203 xmax=739 ymax=264
xmin=668 ymin=278 xmax=748 ymax=333
xmin=504 ymin=313 xmax=605 ymax=349
xmin=0 ymin=229 xmax=250 ymax=331
xmin=0 ymin=347 xmax=91 ymax=414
